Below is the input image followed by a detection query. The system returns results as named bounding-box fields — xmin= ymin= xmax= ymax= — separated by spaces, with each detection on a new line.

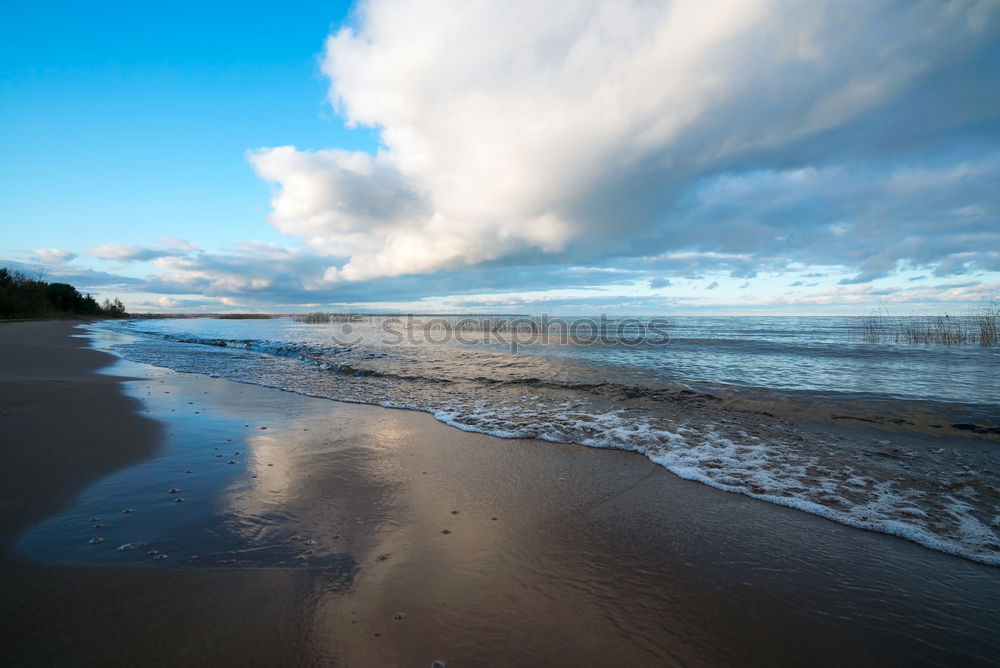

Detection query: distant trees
xmin=102 ymin=297 xmax=127 ymax=317
xmin=0 ymin=267 xmax=128 ymax=318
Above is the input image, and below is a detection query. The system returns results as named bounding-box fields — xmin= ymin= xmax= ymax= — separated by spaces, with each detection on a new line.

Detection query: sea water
xmin=91 ymin=315 xmax=1000 ymax=565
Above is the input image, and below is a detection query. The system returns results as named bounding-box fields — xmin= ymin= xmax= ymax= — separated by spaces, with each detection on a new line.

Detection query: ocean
xmin=92 ymin=315 xmax=1000 ymax=565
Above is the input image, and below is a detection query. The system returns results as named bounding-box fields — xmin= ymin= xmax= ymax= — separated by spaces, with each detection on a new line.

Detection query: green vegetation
xmin=0 ymin=267 xmax=127 ymax=319
xmin=859 ymin=301 xmax=999 ymax=346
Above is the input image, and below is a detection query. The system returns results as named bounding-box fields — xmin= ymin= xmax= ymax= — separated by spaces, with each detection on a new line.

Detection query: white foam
xmin=423 ymin=401 xmax=1000 ymax=566
xmin=94 ymin=321 xmax=1000 ymax=568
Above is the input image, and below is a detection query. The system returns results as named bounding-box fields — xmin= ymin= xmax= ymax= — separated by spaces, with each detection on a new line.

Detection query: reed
xmin=975 ymin=300 xmax=999 ymax=346
xmin=857 ymin=300 xmax=999 ymax=346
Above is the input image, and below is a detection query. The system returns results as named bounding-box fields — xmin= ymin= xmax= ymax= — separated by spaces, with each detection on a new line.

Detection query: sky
xmin=2 ymin=0 xmax=999 ymax=315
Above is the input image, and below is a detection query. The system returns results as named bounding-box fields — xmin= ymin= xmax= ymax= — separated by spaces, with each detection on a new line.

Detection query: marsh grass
xmin=859 ymin=301 xmax=999 ymax=346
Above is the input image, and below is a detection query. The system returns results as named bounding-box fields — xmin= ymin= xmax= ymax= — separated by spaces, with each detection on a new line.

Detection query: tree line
xmin=0 ymin=267 xmax=127 ymax=318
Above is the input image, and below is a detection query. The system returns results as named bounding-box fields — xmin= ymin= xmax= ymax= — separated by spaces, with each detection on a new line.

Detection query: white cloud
xmin=155 ymin=296 xmax=181 ymax=308
xmin=32 ymin=248 xmax=76 ymax=264
xmin=91 ymin=239 xmax=198 ymax=262
xmin=157 ymin=236 xmax=197 ymax=254
xmin=662 ymin=155 xmax=1000 ymax=283
xmin=250 ymin=0 xmax=997 ymax=282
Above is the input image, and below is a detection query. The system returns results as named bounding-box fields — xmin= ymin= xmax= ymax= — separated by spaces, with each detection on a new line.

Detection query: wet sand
xmin=0 ymin=322 xmax=311 ymax=666
xmin=1 ymin=321 xmax=999 ymax=666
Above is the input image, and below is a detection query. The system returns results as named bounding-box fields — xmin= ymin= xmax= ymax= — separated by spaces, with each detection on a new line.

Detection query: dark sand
xmin=1 ymin=321 xmax=999 ymax=666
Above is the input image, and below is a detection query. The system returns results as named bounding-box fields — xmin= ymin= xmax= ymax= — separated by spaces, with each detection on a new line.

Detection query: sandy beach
xmin=2 ymin=321 xmax=999 ymax=667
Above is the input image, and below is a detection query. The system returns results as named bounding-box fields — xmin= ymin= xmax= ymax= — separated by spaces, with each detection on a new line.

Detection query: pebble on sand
xmin=451 ymin=510 xmax=460 ymax=514
xmin=174 ymin=498 xmax=186 ymax=503
xmin=440 ymin=529 xmax=451 ymax=534
xmin=117 ymin=543 xmax=135 ymax=552
xmin=121 ymin=508 xmax=134 ymax=514
xmin=431 ymin=661 xmax=447 ymax=668
xmin=394 ymin=612 xmax=406 ymax=620
xmin=88 ymin=517 xmax=100 ymax=522
xmin=377 ymin=553 xmax=389 ymax=561
xmin=152 ymin=553 xmax=168 ymax=560
xmin=89 ymin=537 xmax=104 ymax=545
xmin=168 ymin=488 xmax=182 ymax=494
xmin=227 ymin=459 xmax=238 ymax=465
xmin=303 ymin=539 xmax=317 ymax=546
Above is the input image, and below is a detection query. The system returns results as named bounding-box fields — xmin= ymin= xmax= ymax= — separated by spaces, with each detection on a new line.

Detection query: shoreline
xmin=0 ymin=321 xmax=313 ymax=666
xmin=96 ymin=317 xmax=1000 ymax=567
xmin=2 ymin=321 xmax=1000 ymax=665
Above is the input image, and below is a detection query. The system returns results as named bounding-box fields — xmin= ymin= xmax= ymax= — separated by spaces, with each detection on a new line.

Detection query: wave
xmin=96 ymin=322 xmax=1000 ymax=567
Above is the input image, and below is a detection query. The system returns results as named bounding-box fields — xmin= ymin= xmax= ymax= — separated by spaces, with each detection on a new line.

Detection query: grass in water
xmin=859 ymin=301 xmax=999 ymax=346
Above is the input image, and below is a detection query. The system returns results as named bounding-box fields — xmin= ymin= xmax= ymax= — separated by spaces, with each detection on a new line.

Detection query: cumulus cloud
xmin=91 ymin=238 xmax=198 ymax=262
xmin=32 ymin=248 xmax=76 ymax=264
xmin=91 ymin=244 xmax=163 ymax=262
xmin=250 ymin=0 xmax=999 ymax=283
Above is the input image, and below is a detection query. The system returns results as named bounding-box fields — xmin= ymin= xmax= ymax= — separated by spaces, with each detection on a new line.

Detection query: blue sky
xmin=2 ymin=0 xmax=998 ymax=314
xmin=2 ymin=1 xmax=371 ymax=249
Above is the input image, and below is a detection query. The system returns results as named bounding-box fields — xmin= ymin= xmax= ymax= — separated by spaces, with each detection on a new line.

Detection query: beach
xmin=2 ymin=321 xmax=999 ymax=666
